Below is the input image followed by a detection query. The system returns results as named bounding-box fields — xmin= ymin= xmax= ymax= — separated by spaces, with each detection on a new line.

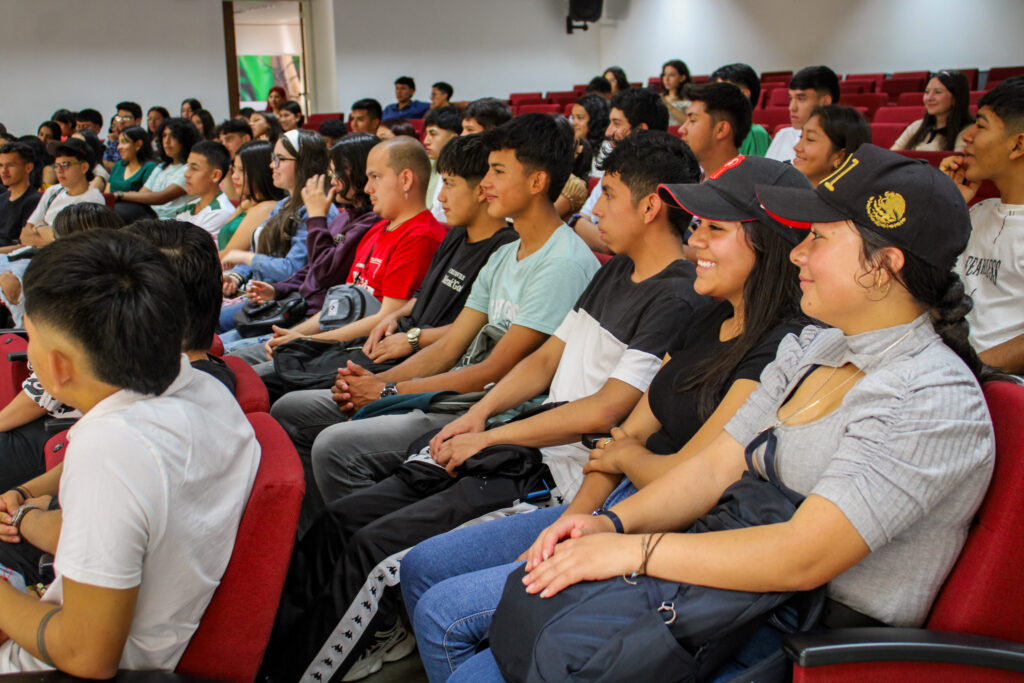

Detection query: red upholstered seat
xmin=209 ymin=334 xmax=225 ymax=357
xmin=304 ymin=112 xmax=343 ymax=130
xmin=223 ymin=355 xmax=271 ymax=414
xmin=871 ymin=122 xmax=909 ymax=149
xmin=881 ymin=77 xmax=928 ymax=101
xmin=517 ymin=104 xmax=562 ymax=115
xmin=897 ymin=91 xmax=927 ymax=106
xmin=176 ymin=412 xmax=304 ymax=682
xmin=508 ymin=92 xmax=543 ymax=105
xmin=0 ymin=333 xmax=30 ymax=407
xmin=840 ymin=93 xmax=890 ymax=119
xmin=787 ymin=381 xmax=1024 ymax=682
xmin=873 ymin=106 xmax=925 ymax=125
xmin=753 ymin=107 xmax=792 ymax=130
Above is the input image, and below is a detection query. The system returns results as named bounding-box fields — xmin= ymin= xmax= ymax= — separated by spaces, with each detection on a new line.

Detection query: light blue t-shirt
xmin=143 ymin=163 xmax=194 ymax=219
xmin=465 ymin=223 xmax=599 ymax=334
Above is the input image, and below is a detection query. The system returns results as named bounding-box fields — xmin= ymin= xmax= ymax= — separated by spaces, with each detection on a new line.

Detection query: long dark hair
xmin=119 ymin=125 xmax=152 ymax=163
xmin=252 ymin=112 xmax=283 ymax=144
xmin=236 ymin=140 xmax=285 ymax=203
xmin=258 ymin=130 xmax=327 ymax=256
xmin=329 ymin=133 xmax=378 ymax=216
xmin=809 ymin=104 xmax=872 ymax=159
xmin=155 ymin=117 xmax=201 ymax=165
xmin=661 ymin=59 xmax=691 ymax=98
xmin=603 ymin=66 xmax=631 ymax=93
xmin=280 ymin=100 xmax=306 ymax=128
xmin=192 ymin=109 xmax=216 ymax=140
xmin=906 ymin=71 xmax=973 ymax=151
xmin=676 ymin=220 xmax=805 ymax=420
xmin=576 ymin=93 xmax=610 ymax=152
xmin=858 ymin=227 xmax=1003 ymax=383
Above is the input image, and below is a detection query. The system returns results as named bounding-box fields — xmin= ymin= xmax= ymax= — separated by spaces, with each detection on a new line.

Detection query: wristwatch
xmin=406 ymin=327 xmax=422 ymax=352
xmin=10 ymin=503 xmax=40 ymax=533
xmin=379 ymin=382 xmax=399 ymax=399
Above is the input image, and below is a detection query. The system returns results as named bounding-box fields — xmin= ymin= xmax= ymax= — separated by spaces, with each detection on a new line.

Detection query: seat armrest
xmin=783 ymin=628 xmax=1024 ymax=673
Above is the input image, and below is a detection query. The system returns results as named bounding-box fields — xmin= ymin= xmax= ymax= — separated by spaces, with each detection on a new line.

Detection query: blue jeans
xmin=219 ymin=301 xmax=244 ymax=332
xmin=402 ymin=480 xmax=638 ymax=682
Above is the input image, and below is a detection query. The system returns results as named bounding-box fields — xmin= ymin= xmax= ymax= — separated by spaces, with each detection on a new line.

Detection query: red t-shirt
xmin=346 ymin=210 xmax=447 ymax=300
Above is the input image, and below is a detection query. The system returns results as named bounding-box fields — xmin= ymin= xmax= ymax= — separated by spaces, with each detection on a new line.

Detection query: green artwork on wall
xmin=238 ymin=55 xmax=302 ymax=101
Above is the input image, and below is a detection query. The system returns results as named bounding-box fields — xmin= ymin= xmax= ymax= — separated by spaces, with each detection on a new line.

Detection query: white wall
xmin=331 ymin=0 xmax=601 ymax=113
xmin=0 ymin=0 xmax=230 ymax=137
xmin=598 ymin=0 xmax=1024 ymax=82
xmin=235 ymin=23 xmax=303 ymax=56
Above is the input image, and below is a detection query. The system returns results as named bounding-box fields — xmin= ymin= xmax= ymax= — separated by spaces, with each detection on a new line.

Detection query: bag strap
xmin=744 ymin=364 xmax=820 ymax=490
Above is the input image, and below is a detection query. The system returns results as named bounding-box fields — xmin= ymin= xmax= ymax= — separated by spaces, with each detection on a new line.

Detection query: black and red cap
xmin=657 ymin=155 xmax=812 ymax=244
xmin=756 ymin=144 xmax=971 ymax=270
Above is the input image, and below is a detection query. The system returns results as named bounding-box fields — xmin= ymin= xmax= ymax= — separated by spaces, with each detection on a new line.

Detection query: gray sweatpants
xmin=269 ymin=389 xmax=458 ymax=505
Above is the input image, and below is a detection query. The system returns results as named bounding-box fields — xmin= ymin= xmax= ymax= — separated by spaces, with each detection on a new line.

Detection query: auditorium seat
xmin=407 ymin=118 xmax=425 ymax=135
xmin=0 ymin=333 xmax=30 ymax=407
xmin=563 ymin=103 xmax=575 ymax=116
xmin=785 ymin=380 xmax=1024 ymax=683
xmin=948 ymin=68 xmax=979 ymax=89
xmin=986 ymin=66 xmax=1024 ymax=86
xmin=890 ymin=70 xmax=929 ymax=81
xmin=761 ymin=70 xmax=793 ymax=83
xmin=508 ymin=92 xmax=543 ymax=105
xmin=839 ymin=93 xmax=889 ymax=119
xmin=572 ymin=84 xmax=588 ymax=96
xmin=176 ymin=412 xmax=304 ymax=683
xmin=897 ymin=92 xmax=927 ymax=106
xmin=513 ymin=97 xmax=549 ymax=108
xmin=839 ymin=81 xmax=870 ymax=95
xmin=647 ymin=77 xmax=662 ymax=90
xmin=223 ymin=355 xmax=271 ymax=414
xmin=103 ymin=192 xmax=116 ymax=209
xmin=870 ymin=123 xmax=908 ymax=149
xmin=304 ymin=113 xmax=343 ymax=130
xmin=768 ymin=89 xmax=790 ymax=107
xmin=691 ymin=75 xmax=710 ymax=84
xmin=970 ymin=90 xmax=988 ymax=105
xmin=753 ymin=107 xmax=793 ymax=130
xmin=517 ymin=103 xmax=562 ymax=115
xmin=873 ymin=106 xmax=924 ymax=125
xmin=881 ymin=77 xmax=928 ymax=101
xmin=667 ymin=124 xmax=680 ymax=138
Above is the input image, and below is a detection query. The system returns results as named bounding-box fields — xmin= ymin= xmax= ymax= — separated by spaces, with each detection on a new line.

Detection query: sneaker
xmin=341 ymin=621 xmax=417 ymax=681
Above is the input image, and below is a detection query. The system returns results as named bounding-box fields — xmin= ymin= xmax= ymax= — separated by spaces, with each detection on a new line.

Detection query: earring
xmin=404 ymin=190 xmax=409 ymax=199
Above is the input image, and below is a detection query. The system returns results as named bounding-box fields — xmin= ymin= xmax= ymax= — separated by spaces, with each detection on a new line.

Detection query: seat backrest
xmin=987 ymin=66 xmax=1024 ymax=84
xmin=222 ymin=355 xmax=271 ymax=414
xmin=872 ymin=106 xmax=924 ymax=124
xmin=509 ymin=92 xmax=543 ymax=104
xmin=839 ymin=93 xmax=889 ymax=118
xmin=43 ymin=429 xmax=70 ymax=471
xmin=0 ymin=333 xmax=30 ymax=407
xmin=870 ymin=122 xmax=908 ymax=149
xmin=768 ymin=88 xmax=790 ymax=107
xmin=881 ymin=77 xmax=927 ymax=99
xmin=948 ymin=67 xmax=979 ymax=89
xmin=177 ymin=412 xmax=304 ymax=683
xmin=896 ymin=91 xmax=926 ymax=106
xmin=517 ymin=104 xmax=561 ymax=115
xmin=753 ymin=107 xmax=792 ymax=130
xmin=926 ymin=381 xmax=1024 ymax=643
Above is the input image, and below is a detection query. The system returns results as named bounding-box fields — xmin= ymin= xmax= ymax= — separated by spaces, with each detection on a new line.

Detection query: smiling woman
xmin=792 ymin=104 xmax=871 ymax=186
xmin=891 ymin=70 xmax=973 ymax=152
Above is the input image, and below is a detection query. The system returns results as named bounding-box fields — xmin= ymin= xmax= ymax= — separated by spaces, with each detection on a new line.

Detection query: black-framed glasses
xmin=270 ymin=154 xmax=296 ymax=167
xmin=53 ymin=161 xmax=84 ymax=171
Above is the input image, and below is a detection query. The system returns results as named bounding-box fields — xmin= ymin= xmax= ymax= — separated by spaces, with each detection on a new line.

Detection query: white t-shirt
xmin=579 ymin=181 xmax=602 ymax=222
xmin=429 ymin=174 xmax=446 ymax=224
xmin=765 ymin=126 xmax=801 ymax=163
xmin=26 ymin=185 xmax=105 ymax=227
xmin=177 ymin=192 xmax=236 ymax=238
xmin=0 ymin=357 xmax=260 ymax=673
xmin=144 ymin=163 xmax=195 ymax=219
xmin=955 ymin=198 xmax=1024 ymax=352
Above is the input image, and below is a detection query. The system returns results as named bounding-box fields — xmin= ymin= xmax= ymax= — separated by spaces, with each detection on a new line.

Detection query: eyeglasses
xmin=327 ymin=168 xmax=339 ymax=180
xmin=113 ymin=115 xmax=135 ymax=123
xmin=52 ymin=161 xmax=83 ymax=171
xmin=270 ymin=154 xmax=296 ymax=167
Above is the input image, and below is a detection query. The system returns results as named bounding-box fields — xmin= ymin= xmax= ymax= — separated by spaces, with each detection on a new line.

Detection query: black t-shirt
xmin=402 ymin=224 xmax=517 ymax=330
xmin=0 ymin=188 xmax=41 ymax=245
xmin=645 ymin=300 xmax=803 ymax=455
xmin=192 ymin=354 xmax=237 ymax=395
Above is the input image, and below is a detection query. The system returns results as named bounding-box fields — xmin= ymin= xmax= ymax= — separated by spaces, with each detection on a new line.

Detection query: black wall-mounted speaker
xmin=568 ymin=0 xmax=603 ymax=22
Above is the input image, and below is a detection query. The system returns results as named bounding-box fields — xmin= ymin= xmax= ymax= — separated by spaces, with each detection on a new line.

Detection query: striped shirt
xmin=726 ymin=315 xmax=994 ymax=627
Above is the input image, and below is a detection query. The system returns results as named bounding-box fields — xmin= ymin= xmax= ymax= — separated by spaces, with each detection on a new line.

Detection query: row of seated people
xmin=0 ymin=72 xmax=1020 ymax=679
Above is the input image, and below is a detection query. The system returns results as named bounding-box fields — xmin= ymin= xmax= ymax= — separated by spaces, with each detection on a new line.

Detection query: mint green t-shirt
xmin=465 ymin=223 xmax=600 ymax=334
xmin=739 ymin=124 xmax=772 ymax=157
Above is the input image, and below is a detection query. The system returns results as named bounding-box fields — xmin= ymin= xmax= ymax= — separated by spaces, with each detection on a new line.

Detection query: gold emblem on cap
xmin=865 ymin=191 xmax=907 ymax=229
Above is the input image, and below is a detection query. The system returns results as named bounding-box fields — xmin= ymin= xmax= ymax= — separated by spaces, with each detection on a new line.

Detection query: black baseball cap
xmin=54 ymin=137 xmax=94 ymax=167
xmin=756 ymin=144 xmax=970 ymax=270
xmin=657 ymin=155 xmax=813 ymax=245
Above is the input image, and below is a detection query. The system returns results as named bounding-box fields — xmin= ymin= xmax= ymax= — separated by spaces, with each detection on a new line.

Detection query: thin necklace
xmin=774 ymin=326 xmax=915 ymax=428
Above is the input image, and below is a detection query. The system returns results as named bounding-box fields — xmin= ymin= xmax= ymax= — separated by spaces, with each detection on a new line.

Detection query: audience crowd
xmin=0 ymin=57 xmax=1021 ymax=683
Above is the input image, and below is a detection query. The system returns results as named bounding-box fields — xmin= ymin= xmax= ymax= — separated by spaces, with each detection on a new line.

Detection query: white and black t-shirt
xmin=542 ymin=254 xmax=709 ymax=498
xmin=955 ymin=198 xmax=1024 ymax=352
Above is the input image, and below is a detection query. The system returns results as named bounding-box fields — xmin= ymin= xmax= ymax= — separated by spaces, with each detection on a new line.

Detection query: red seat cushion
xmin=176 ymin=412 xmax=304 ymax=682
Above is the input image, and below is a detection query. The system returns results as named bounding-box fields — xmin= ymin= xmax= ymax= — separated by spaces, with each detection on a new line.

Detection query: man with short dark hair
xmin=572 ymin=88 xmax=669 ymax=250
xmin=349 ymin=98 xmax=383 ymax=133
xmin=102 ymin=102 xmax=143 ymax=170
xmin=711 ymin=63 xmax=771 ymax=156
xmin=382 ymin=76 xmax=430 ymax=120
xmin=0 ymin=142 xmax=40 ymax=250
xmin=585 ymin=75 xmax=613 ymax=100
xmin=766 ymin=65 xmax=840 ymax=162
xmin=944 ymin=76 xmax=1024 ymax=373
xmin=73 ymin=109 xmax=103 ymax=135
xmin=430 ymin=81 xmax=453 ymax=109
xmin=423 ymin=105 xmax=463 ymax=221
xmin=318 ymin=119 xmax=347 ymax=147
xmin=680 ymin=82 xmax=751 ymax=177
xmin=460 ymin=97 xmax=512 ymax=135
xmin=215 ymin=119 xmax=253 ymax=201
xmin=0 ymin=229 xmax=259 ymax=675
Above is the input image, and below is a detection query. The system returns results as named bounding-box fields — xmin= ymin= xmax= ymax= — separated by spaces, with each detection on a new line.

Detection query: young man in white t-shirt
xmin=943 ymin=76 xmax=1024 ymax=373
xmin=20 ymin=138 xmax=105 ymax=248
xmin=765 ymin=65 xmax=840 ymax=163
xmin=0 ymin=230 xmax=259 ymax=675
xmin=176 ymin=141 xmax=235 ymax=239
xmin=422 ymin=106 xmax=462 ymax=223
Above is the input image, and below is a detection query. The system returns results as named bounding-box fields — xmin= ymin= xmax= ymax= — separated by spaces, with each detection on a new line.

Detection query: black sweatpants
xmin=261 ymin=454 xmax=550 ymax=683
